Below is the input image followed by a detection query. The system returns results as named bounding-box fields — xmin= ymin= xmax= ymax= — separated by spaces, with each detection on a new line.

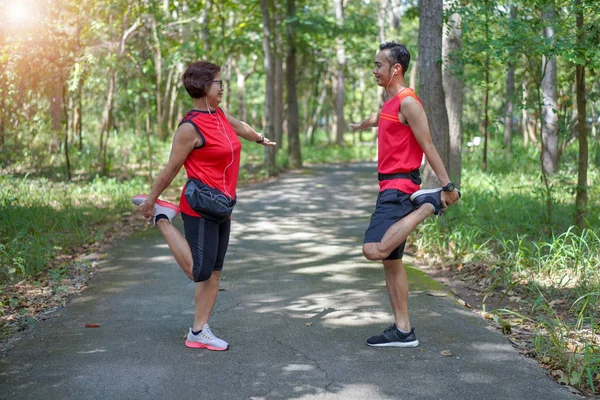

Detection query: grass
xmin=415 ymin=139 xmax=600 ymax=394
xmin=0 ymin=174 xmax=147 ymax=282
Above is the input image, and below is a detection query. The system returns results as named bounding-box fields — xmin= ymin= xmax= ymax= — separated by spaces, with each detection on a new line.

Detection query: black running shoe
xmin=410 ymin=188 xmax=461 ymax=215
xmin=366 ymin=325 xmax=419 ymax=347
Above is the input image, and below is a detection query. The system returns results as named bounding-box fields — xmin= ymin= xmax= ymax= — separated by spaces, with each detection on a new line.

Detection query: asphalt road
xmin=0 ymin=163 xmax=576 ymax=400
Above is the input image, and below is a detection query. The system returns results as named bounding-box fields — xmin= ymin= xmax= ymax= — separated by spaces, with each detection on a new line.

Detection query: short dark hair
xmin=182 ymin=61 xmax=221 ymax=99
xmin=379 ymin=42 xmax=410 ymax=76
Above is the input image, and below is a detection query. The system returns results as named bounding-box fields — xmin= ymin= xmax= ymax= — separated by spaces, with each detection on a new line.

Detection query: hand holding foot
xmin=410 ymin=188 xmax=461 ymax=215
xmin=441 ymin=189 xmax=460 ymax=208
xmin=132 ymin=194 xmax=180 ymax=225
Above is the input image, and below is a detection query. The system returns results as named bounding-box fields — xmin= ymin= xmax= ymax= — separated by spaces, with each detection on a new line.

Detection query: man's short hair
xmin=182 ymin=61 xmax=221 ymax=99
xmin=379 ymin=42 xmax=410 ymax=76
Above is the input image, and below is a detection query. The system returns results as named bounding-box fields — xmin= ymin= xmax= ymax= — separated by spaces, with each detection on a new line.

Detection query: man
xmin=350 ymin=42 xmax=460 ymax=347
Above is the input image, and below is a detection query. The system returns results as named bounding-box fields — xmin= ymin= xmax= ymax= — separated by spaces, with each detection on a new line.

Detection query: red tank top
xmin=377 ymin=88 xmax=423 ymax=194
xmin=178 ymin=109 xmax=242 ymax=217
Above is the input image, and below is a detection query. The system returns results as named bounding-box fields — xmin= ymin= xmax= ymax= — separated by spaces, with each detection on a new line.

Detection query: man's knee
xmin=363 ymin=244 xmax=383 ymax=261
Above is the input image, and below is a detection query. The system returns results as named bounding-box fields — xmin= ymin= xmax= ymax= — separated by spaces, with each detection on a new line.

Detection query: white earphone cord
xmin=206 ymin=98 xmax=235 ymax=200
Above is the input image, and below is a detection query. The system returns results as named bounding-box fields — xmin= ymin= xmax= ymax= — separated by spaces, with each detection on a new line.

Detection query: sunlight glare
xmin=5 ymin=2 xmax=28 ymax=25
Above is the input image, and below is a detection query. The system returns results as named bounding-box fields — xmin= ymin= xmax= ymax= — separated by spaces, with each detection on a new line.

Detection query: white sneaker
xmin=185 ymin=324 xmax=229 ymax=351
xmin=132 ymin=194 xmax=180 ymax=225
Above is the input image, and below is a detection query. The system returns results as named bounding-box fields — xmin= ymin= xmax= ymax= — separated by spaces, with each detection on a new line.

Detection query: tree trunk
xmin=286 ymin=0 xmax=301 ymax=168
xmin=481 ymin=0 xmax=490 ymax=171
xmin=409 ymin=56 xmax=418 ymax=90
xmin=504 ymin=65 xmax=515 ymax=154
xmin=199 ymin=1 xmax=211 ymax=52
xmin=274 ymin=10 xmax=284 ymax=150
xmin=333 ymin=0 xmax=345 ymax=145
xmin=541 ymin=2 xmax=559 ymax=174
xmin=306 ymin=72 xmax=329 ymax=143
xmin=442 ymin=2 xmax=462 ymax=187
xmin=100 ymin=18 xmax=141 ymax=174
xmin=145 ymin=99 xmax=154 ymax=181
xmin=261 ymin=0 xmax=276 ymax=174
xmin=418 ymin=0 xmax=450 ymax=188
xmin=376 ymin=0 xmax=389 ymax=105
xmin=391 ymin=0 xmax=401 ymax=33
xmin=61 ymin=81 xmax=71 ymax=181
xmin=503 ymin=5 xmax=517 ymax=156
xmin=574 ymin=0 xmax=588 ymax=229
xmin=482 ymin=58 xmax=489 ymax=171
xmin=151 ymin=17 xmax=165 ymax=141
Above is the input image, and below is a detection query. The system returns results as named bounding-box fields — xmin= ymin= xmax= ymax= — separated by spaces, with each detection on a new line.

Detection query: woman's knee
xmin=193 ymin=264 xmax=213 ymax=282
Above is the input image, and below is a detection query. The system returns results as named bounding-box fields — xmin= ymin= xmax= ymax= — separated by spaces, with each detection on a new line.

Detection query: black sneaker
xmin=366 ymin=325 xmax=419 ymax=348
xmin=410 ymin=188 xmax=461 ymax=215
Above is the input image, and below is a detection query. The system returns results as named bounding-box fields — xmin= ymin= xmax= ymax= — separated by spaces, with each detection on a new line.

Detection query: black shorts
xmin=182 ymin=212 xmax=231 ymax=282
xmin=364 ymin=189 xmax=415 ymax=260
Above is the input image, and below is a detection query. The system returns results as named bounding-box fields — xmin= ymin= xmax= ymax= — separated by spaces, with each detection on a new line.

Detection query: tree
xmin=574 ymin=0 xmax=589 ymax=228
xmin=333 ymin=0 xmax=346 ymax=145
xmin=261 ymin=0 xmax=277 ymax=174
xmin=442 ymin=0 xmax=463 ymax=187
xmin=541 ymin=0 xmax=559 ymax=175
xmin=286 ymin=0 xmax=302 ymax=168
xmin=419 ymin=0 xmax=450 ymax=188
xmin=503 ymin=5 xmax=517 ymax=156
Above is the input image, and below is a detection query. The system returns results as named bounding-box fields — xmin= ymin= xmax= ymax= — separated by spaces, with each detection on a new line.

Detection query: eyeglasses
xmin=211 ymin=80 xmax=223 ymax=89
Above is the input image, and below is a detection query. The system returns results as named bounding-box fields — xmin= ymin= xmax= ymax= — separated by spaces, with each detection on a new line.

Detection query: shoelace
xmin=383 ymin=325 xmax=397 ymax=335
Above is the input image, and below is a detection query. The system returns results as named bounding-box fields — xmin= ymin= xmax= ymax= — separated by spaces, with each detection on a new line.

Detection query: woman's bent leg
xmin=156 ymin=219 xmax=194 ymax=280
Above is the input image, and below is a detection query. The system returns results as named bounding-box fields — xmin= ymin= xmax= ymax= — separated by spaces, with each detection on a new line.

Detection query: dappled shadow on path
xmin=0 ymin=163 xmax=574 ymax=400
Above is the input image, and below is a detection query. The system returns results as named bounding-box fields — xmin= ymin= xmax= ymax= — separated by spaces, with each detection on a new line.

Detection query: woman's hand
xmin=139 ymin=199 xmax=155 ymax=219
xmin=257 ymin=136 xmax=276 ymax=147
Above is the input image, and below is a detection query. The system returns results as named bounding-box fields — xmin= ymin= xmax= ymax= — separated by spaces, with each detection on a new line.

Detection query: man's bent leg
xmin=363 ymin=204 xmax=434 ymax=261
xmin=383 ymin=258 xmax=411 ymax=332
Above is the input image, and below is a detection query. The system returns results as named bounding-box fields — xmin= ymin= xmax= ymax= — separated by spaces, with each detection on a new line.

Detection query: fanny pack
xmin=377 ymin=169 xmax=422 ymax=185
xmin=184 ymin=178 xmax=237 ymax=222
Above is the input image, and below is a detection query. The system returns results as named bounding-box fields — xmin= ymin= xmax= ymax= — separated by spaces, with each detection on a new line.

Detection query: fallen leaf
xmin=441 ymin=350 xmax=452 ymax=356
xmin=426 ymin=291 xmax=447 ymax=297
xmin=305 ymin=322 xmax=313 ymax=327
xmin=84 ymin=323 xmax=100 ymax=328
xmin=457 ymin=299 xmax=472 ymax=309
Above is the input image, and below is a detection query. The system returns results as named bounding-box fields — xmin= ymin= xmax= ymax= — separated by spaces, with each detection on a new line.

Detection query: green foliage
xmin=416 ymin=139 xmax=600 ymax=393
xmin=0 ymin=174 xmax=146 ymax=283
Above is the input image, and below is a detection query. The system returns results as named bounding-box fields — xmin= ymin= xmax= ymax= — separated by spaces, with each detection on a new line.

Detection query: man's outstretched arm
xmin=349 ymin=111 xmax=380 ymax=131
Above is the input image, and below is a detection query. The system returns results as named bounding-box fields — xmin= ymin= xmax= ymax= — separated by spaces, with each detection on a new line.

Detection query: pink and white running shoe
xmin=132 ymin=194 xmax=180 ymax=225
xmin=185 ymin=324 xmax=229 ymax=351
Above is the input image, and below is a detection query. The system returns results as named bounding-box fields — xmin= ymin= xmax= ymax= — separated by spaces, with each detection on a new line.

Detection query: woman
xmin=133 ymin=61 xmax=275 ymax=351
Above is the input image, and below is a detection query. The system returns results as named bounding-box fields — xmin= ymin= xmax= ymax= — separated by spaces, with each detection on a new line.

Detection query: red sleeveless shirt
xmin=377 ymin=88 xmax=423 ymax=194
xmin=178 ymin=109 xmax=242 ymax=217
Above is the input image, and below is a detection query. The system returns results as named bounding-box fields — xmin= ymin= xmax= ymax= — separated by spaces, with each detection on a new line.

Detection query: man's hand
xmin=349 ymin=123 xmax=363 ymax=132
xmin=441 ymin=189 xmax=460 ymax=209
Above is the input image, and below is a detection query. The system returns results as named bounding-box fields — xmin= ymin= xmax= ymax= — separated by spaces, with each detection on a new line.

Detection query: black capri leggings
xmin=182 ymin=212 xmax=231 ymax=282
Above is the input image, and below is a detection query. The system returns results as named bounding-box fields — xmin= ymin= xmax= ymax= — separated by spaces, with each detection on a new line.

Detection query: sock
xmin=155 ymin=214 xmax=169 ymax=223
xmin=192 ymin=329 xmax=202 ymax=335
xmin=397 ymin=327 xmax=411 ymax=335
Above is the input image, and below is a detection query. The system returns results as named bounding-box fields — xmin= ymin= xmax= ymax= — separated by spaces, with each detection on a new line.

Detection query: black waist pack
xmin=184 ymin=178 xmax=237 ymax=222
xmin=377 ymin=169 xmax=422 ymax=185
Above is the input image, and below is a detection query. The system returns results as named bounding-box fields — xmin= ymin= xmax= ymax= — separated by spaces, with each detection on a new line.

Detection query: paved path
xmin=0 ymin=163 xmax=575 ymax=399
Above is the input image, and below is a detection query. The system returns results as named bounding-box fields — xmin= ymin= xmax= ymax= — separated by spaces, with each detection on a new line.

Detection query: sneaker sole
xmin=185 ymin=340 xmax=229 ymax=351
xmin=409 ymin=188 xmax=442 ymax=201
xmin=367 ymin=340 xmax=420 ymax=348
